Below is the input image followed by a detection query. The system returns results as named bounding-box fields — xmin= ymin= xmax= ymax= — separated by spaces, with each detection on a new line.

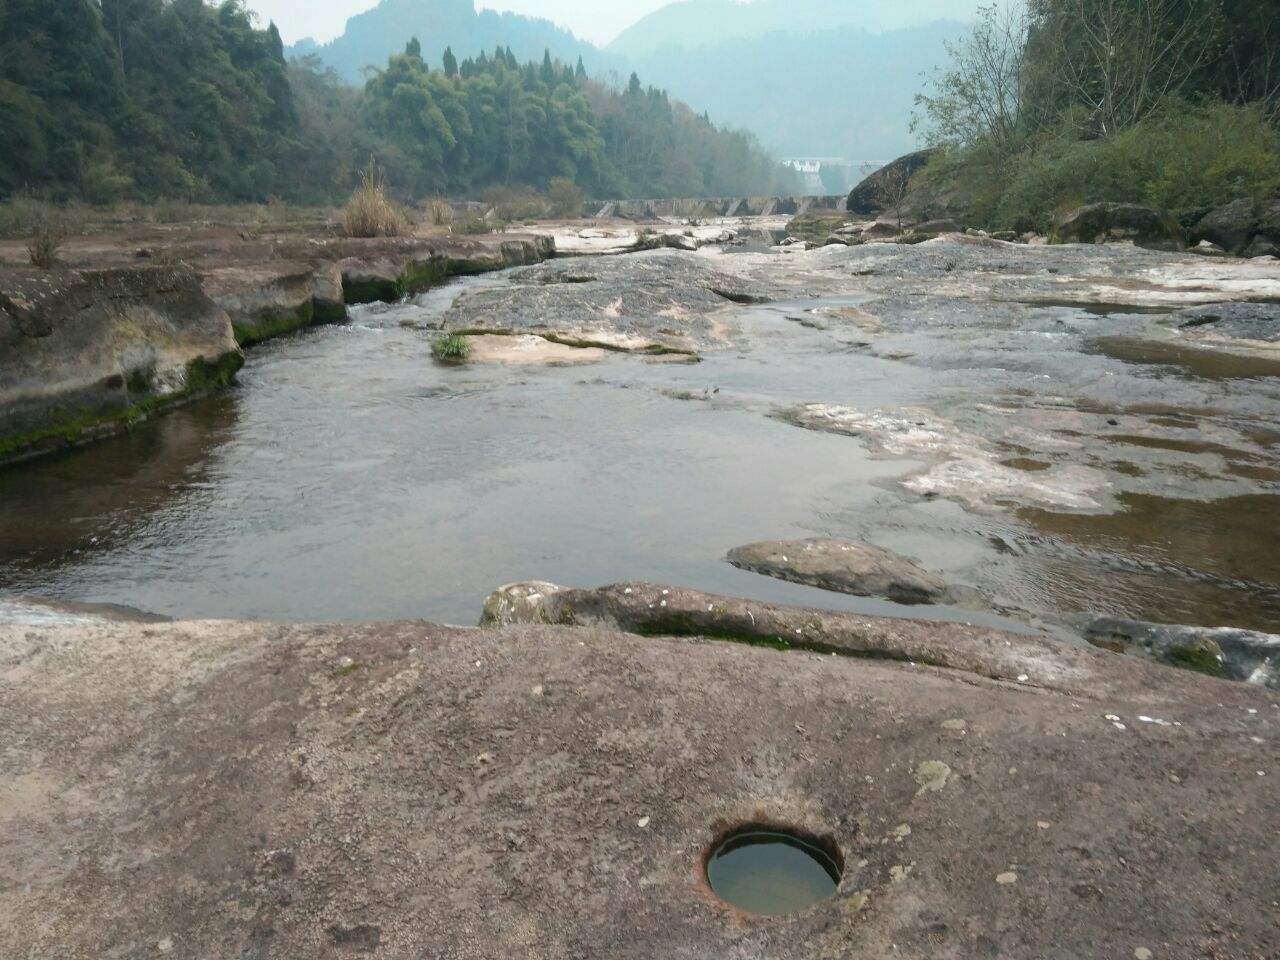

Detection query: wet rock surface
xmin=4 ymin=607 xmax=1275 ymax=959
xmin=726 ymin=538 xmax=985 ymax=607
xmin=1085 ymin=616 xmax=1280 ymax=689
xmin=439 ymin=251 xmax=774 ymax=354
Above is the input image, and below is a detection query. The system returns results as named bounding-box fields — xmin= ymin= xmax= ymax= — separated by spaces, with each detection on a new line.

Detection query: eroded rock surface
xmin=440 ymin=251 xmax=773 ymax=355
xmin=2 ymin=605 xmax=1276 ymax=959
xmin=0 ymin=266 xmax=242 ymax=465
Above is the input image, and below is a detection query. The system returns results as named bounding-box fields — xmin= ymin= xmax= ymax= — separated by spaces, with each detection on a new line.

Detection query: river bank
xmin=0 ymin=225 xmax=555 ymax=465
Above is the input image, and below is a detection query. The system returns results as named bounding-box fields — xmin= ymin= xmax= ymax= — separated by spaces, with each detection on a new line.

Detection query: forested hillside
xmin=915 ymin=0 xmax=1280 ymax=229
xmin=0 ymin=0 xmax=785 ymax=203
xmin=0 ymin=0 xmax=300 ymax=202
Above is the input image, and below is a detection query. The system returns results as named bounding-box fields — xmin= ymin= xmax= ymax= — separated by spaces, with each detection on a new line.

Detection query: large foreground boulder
xmin=0 ymin=266 xmax=242 ymax=466
xmin=3 ymin=597 xmax=1274 ymax=958
xmin=1050 ymin=203 xmax=1185 ymax=251
xmin=846 ymin=149 xmax=935 ymax=215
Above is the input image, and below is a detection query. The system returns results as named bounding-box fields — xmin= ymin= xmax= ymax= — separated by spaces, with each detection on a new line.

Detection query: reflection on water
xmin=1019 ymin=494 xmax=1280 ymax=631
xmin=1087 ymin=336 xmax=1280 ymax=381
xmin=706 ymin=829 xmax=841 ymax=916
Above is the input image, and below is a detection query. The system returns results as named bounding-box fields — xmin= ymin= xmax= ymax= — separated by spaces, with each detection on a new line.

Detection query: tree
xmin=915 ymin=3 xmax=1033 ymax=151
xmin=443 ymin=45 xmax=457 ymax=78
xmin=1028 ymin=0 xmax=1221 ymax=135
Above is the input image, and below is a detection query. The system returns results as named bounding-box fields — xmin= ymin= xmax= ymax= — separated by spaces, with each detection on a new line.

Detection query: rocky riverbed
xmin=2 ymin=217 xmax=1279 ymax=955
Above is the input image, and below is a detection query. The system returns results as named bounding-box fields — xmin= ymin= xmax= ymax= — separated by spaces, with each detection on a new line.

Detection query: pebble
xmin=1135 ymin=949 xmax=1153 ymax=960
xmin=941 ymin=719 xmax=967 ymax=731
xmin=1037 ymin=821 xmax=1051 ymax=830
xmin=637 ymin=816 xmax=651 ymax=829
xmin=996 ymin=872 xmax=1018 ymax=885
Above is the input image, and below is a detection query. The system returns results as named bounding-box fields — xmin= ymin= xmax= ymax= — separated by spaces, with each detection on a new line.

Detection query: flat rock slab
xmin=442 ymin=251 xmax=773 ymax=353
xmin=3 ymin=607 xmax=1276 ymax=958
xmin=727 ymin=538 xmax=962 ymax=605
xmin=462 ymin=333 xmax=608 ymax=365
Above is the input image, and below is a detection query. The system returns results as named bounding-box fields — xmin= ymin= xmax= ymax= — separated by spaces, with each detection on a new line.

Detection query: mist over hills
xmin=290 ymin=0 xmax=973 ymax=168
xmin=608 ymin=0 xmax=969 ymax=57
xmin=289 ymin=0 xmax=618 ymax=82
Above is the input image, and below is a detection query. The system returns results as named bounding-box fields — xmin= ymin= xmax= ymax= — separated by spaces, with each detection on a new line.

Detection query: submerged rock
xmin=726 ymin=538 xmax=973 ymax=606
xmin=1084 ymin=616 xmax=1279 ymax=688
xmin=1051 ymin=203 xmax=1185 ymax=252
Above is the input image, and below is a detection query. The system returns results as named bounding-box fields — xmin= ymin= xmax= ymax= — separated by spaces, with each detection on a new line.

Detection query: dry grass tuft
xmin=343 ymin=158 xmax=407 ymax=238
xmin=429 ymin=198 xmax=453 ymax=226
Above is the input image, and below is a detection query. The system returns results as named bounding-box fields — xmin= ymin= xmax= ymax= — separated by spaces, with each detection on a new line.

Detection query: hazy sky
xmin=247 ymin=1 xmax=675 ymax=46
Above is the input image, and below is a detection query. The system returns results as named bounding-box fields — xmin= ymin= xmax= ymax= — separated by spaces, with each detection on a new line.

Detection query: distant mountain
xmin=288 ymin=0 xmax=617 ymax=85
xmin=627 ymin=21 xmax=964 ymax=163
xmin=609 ymin=0 xmax=971 ymax=58
xmin=290 ymin=0 xmax=972 ymax=172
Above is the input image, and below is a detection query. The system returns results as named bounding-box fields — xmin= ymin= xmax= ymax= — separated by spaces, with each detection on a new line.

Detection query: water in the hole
xmin=706 ymin=830 xmax=841 ymax=916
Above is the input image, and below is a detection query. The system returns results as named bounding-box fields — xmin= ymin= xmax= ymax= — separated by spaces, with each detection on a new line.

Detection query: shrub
xmin=431 ymin=333 xmax=470 ymax=362
xmin=343 ymin=158 xmax=407 ymax=238
xmin=483 ymin=185 xmax=547 ymax=221
xmin=453 ymin=216 xmax=492 ymax=235
xmin=547 ymin=176 xmax=584 ymax=218
xmin=927 ymin=99 xmax=1280 ymax=232
xmin=429 ymin=198 xmax=452 ymax=226
xmin=27 ymin=220 xmax=65 ymax=268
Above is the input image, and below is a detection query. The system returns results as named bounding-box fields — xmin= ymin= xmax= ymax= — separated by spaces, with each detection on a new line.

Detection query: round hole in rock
xmin=705 ymin=825 xmax=843 ymax=916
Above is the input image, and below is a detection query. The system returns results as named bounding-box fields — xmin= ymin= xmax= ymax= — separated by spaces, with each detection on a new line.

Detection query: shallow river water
xmin=2 ymin=261 xmax=1278 ymax=634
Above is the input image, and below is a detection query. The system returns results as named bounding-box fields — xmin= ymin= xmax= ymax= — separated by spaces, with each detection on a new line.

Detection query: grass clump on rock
xmin=343 ymin=158 xmax=407 ymax=238
xmin=431 ymin=333 xmax=471 ymax=363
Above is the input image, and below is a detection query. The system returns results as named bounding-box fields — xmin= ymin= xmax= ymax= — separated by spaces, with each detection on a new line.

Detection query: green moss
xmin=342 ymin=277 xmax=401 ymax=305
xmin=126 ymin=369 xmax=152 ymax=394
xmin=233 ymin=303 xmax=315 ymax=347
xmin=1167 ymin=640 xmax=1228 ymax=678
xmin=312 ymin=301 xmax=348 ymax=324
xmin=334 ymin=662 xmax=368 ymax=678
xmin=399 ymin=259 xmax=449 ymax=296
xmin=1 ymin=349 xmax=244 ymax=465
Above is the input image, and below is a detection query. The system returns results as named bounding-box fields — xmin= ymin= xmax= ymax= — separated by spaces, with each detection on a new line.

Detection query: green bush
xmin=926 ymin=100 xmax=1280 ymax=232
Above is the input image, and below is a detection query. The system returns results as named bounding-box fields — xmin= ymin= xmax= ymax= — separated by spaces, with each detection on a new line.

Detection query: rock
xmin=785 ymin=213 xmax=860 ymax=244
xmin=847 ymin=149 xmax=935 ymax=215
xmin=441 ymin=252 xmax=772 ymax=355
xmin=0 ymin=266 xmax=243 ymax=466
xmin=822 ymin=235 xmax=851 ymax=247
xmin=1083 ymin=617 xmax=1279 ymax=688
xmin=862 ymin=221 xmax=905 ymax=240
xmin=3 ymin=608 xmax=1275 ymax=957
xmin=916 ymin=219 xmax=963 ymax=234
xmin=1245 ymin=237 xmax=1279 ymax=259
xmin=203 ymin=262 xmax=347 ymax=347
xmin=631 ymin=231 xmax=698 ymax=252
xmin=726 ymin=538 xmax=960 ymax=605
xmin=1192 ymin=198 xmax=1257 ymax=254
xmin=1050 ymin=203 xmax=1185 ymax=252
